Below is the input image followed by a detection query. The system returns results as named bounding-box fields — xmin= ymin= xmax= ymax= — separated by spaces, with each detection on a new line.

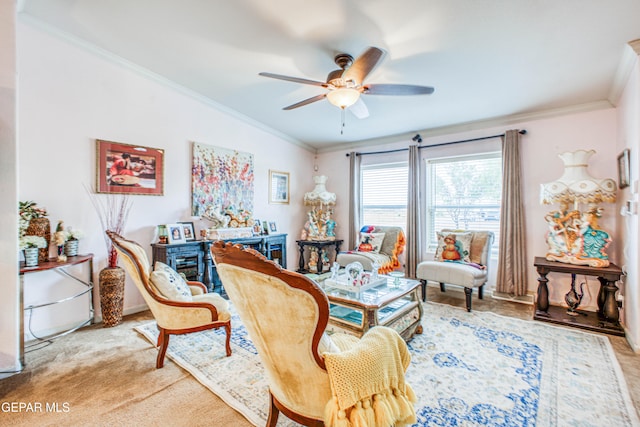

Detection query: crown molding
xmin=17 ymin=13 xmax=315 ymax=152
xmin=318 ymin=100 xmax=613 ymax=154
xmin=609 ymin=39 xmax=640 ymax=106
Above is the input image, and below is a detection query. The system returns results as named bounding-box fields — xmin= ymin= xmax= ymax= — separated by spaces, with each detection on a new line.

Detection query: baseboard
xmin=491 ymin=291 xmax=534 ymax=305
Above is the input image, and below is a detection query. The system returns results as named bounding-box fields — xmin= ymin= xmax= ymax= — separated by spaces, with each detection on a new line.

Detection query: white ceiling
xmin=18 ymin=0 xmax=640 ymax=151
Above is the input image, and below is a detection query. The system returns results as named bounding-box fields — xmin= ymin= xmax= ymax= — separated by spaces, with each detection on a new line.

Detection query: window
xmin=361 ymin=162 xmax=408 ymax=229
xmin=426 ymin=152 xmax=502 ymax=250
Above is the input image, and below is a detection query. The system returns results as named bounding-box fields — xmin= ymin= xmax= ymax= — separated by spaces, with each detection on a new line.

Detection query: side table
xmin=20 ymin=254 xmax=95 ymax=366
xmin=296 ymin=239 xmax=343 ymax=274
xmin=533 ymin=256 xmax=624 ymax=336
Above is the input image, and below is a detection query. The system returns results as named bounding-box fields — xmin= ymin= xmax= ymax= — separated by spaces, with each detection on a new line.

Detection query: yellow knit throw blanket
xmin=323 ymin=327 xmax=417 ymax=427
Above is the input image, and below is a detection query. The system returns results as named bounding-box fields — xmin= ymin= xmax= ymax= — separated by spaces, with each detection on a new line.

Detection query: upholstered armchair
xmin=416 ymin=229 xmax=494 ymax=312
xmin=211 ymin=241 xmax=416 ymax=427
xmin=108 ymin=231 xmax=231 ymax=368
xmin=336 ymin=225 xmax=406 ymax=274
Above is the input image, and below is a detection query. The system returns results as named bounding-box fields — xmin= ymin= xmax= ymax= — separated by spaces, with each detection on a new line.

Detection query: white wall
xmin=318 ymin=108 xmax=620 ymax=312
xmin=0 ymin=0 xmax=20 ymax=375
xmin=16 ymin=21 xmax=314 ymax=337
xmin=616 ymin=44 xmax=640 ymax=350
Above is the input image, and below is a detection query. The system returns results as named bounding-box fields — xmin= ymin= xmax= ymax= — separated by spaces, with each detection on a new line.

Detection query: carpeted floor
xmin=1 ymin=286 xmax=639 ymax=426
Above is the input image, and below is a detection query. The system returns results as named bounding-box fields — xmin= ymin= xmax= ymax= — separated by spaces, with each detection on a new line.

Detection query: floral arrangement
xmin=65 ymin=228 xmax=85 ymax=241
xmin=86 ymin=186 xmax=132 ymax=268
xmin=18 ymin=200 xmax=48 ymax=237
xmin=19 ymin=235 xmax=48 ymax=250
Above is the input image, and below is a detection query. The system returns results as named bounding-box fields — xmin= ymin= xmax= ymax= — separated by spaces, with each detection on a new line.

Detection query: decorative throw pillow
xmin=356 ymin=232 xmax=385 ymax=253
xmin=150 ymin=261 xmax=193 ymax=301
xmin=434 ymin=231 xmax=473 ymax=263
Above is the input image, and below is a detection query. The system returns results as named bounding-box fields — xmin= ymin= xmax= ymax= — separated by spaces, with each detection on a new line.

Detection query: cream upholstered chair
xmin=211 ymin=241 xmax=415 ymax=427
xmin=416 ymin=230 xmax=494 ymax=312
xmin=108 ymin=231 xmax=231 ymax=368
xmin=336 ymin=225 xmax=406 ymax=274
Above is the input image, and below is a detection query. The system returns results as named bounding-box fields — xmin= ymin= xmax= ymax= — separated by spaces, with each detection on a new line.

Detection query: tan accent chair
xmin=108 ymin=231 xmax=231 ymax=368
xmin=416 ymin=230 xmax=494 ymax=312
xmin=211 ymin=241 xmax=414 ymax=427
xmin=336 ymin=225 xmax=406 ymax=274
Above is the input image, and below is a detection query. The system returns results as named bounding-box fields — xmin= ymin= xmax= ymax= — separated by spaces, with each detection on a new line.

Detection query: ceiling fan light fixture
xmin=326 ymin=87 xmax=360 ymax=109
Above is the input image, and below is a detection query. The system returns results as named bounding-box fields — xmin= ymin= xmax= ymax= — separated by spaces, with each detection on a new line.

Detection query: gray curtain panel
xmin=497 ymin=130 xmax=528 ymax=295
xmin=406 ymin=145 xmax=422 ymax=278
xmin=348 ymin=152 xmax=361 ymax=250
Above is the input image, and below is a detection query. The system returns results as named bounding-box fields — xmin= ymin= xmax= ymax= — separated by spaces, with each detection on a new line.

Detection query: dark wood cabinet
xmin=152 ymin=234 xmax=287 ymax=295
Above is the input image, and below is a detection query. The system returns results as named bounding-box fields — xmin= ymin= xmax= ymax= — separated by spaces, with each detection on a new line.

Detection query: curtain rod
xmin=345 ymin=129 xmax=527 ymax=157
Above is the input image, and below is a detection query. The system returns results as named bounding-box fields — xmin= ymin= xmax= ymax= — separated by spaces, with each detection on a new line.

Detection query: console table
xmin=533 ymin=256 xmax=624 ymax=336
xmin=20 ymin=254 xmax=95 ymax=366
xmin=296 ymin=239 xmax=343 ymax=274
xmin=152 ymin=234 xmax=287 ymax=295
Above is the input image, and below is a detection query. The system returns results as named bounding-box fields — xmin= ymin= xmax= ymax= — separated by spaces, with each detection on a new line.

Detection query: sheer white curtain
xmin=496 ymin=130 xmax=528 ymax=295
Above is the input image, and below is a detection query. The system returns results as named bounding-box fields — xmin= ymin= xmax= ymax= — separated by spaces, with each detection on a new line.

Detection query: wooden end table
xmin=533 ymin=256 xmax=624 ymax=336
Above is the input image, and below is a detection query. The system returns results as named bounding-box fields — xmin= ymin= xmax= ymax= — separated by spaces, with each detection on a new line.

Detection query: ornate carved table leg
xmin=297 ymin=241 xmax=306 ymax=272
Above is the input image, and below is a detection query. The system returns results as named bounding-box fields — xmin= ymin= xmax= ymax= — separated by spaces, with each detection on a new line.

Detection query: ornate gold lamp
xmin=540 ymin=149 xmax=616 ymax=267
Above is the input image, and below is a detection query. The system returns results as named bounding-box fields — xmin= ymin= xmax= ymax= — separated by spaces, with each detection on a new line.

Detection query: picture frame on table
xmin=268 ymin=221 xmax=278 ymax=234
xmin=269 ymin=170 xmax=290 ymax=204
xmin=96 ymin=139 xmax=164 ymax=195
xmin=178 ymin=222 xmax=196 ymax=241
xmin=253 ymin=219 xmax=263 ymax=236
xmin=618 ymin=149 xmax=630 ymax=189
xmin=166 ymin=223 xmax=186 ymax=244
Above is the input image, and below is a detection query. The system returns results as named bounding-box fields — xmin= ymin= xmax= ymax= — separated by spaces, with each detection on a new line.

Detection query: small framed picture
xmin=269 ymin=170 xmax=290 ymax=204
xmin=253 ymin=219 xmax=263 ymax=236
xmin=166 ymin=223 xmax=186 ymax=244
xmin=178 ymin=222 xmax=196 ymax=241
xmin=618 ymin=149 xmax=630 ymax=189
xmin=268 ymin=221 xmax=278 ymax=234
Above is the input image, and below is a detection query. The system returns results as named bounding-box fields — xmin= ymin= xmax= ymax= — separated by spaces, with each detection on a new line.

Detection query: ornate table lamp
xmin=302 ymin=175 xmax=337 ymax=241
xmin=540 ymin=149 xmax=616 ymax=267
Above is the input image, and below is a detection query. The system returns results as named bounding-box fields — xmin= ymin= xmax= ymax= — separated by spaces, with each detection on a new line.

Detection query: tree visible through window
xmin=427 ymin=152 xmax=502 ymax=249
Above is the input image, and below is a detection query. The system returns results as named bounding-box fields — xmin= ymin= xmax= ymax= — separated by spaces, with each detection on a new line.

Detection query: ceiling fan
xmin=259 ymin=46 xmax=434 ymax=120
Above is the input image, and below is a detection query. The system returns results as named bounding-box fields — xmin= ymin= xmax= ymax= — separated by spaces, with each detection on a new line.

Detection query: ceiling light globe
xmin=326 ymin=88 xmax=360 ymax=109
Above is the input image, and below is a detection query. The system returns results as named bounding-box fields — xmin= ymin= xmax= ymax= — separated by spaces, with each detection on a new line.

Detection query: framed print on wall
xmin=178 ymin=222 xmax=196 ymax=241
xmin=96 ymin=139 xmax=164 ymax=195
xmin=618 ymin=149 xmax=630 ymax=189
xmin=269 ymin=170 xmax=290 ymax=204
xmin=166 ymin=223 xmax=186 ymax=244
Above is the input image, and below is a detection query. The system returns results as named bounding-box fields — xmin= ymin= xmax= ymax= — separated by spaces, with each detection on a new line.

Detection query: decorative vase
xmin=25 ymin=217 xmax=51 ymax=262
xmin=99 ymin=266 xmax=125 ymax=327
xmin=24 ymin=247 xmax=39 ymax=267
xmin=65 ymin=239 xmax=79 ymax=256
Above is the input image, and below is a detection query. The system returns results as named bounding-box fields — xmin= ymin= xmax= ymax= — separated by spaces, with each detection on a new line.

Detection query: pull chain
xmin=340 ymin=107 xmax=346 ymax=135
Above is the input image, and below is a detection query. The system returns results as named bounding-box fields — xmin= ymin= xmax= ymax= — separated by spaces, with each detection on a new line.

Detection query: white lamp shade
xmin=540 ymin=149 xmax=616 ymax=204
xmin=304 ymin=175 xmax=336 ymax=205
xmin=326 ymin=88 xmax=360 ymax=109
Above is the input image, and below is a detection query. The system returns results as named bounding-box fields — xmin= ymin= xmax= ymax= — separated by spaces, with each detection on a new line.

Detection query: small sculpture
xmin=308 ymin=248 xmax=319 ymax=273
xmin=330 ymin=262 xmax=340 ymax=280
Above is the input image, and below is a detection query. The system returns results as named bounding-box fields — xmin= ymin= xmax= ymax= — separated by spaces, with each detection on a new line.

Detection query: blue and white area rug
xmin=135 ymin=302 xmax=639 ymax=426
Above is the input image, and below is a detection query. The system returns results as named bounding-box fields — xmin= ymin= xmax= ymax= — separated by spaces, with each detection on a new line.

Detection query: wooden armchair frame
xmin=108 ymin=231 xmax=231 ymax=368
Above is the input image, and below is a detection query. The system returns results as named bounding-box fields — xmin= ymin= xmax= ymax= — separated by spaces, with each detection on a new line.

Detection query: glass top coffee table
xmin=313 ymin=273 xmax=424 ymax=341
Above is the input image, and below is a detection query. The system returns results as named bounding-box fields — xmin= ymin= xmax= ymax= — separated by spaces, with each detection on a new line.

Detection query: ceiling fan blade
xmin=259 ymin=72 xmax=327 ymax=87
xmin=342 ymin=46 xmax=385 ymax=84
xmin=349 ymin=97 xmax=369 ymax=119
xmin=282 ymin=94 xmax=327 ymax=110
xmin=363 ymin=84 xmax=435 ymax=95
